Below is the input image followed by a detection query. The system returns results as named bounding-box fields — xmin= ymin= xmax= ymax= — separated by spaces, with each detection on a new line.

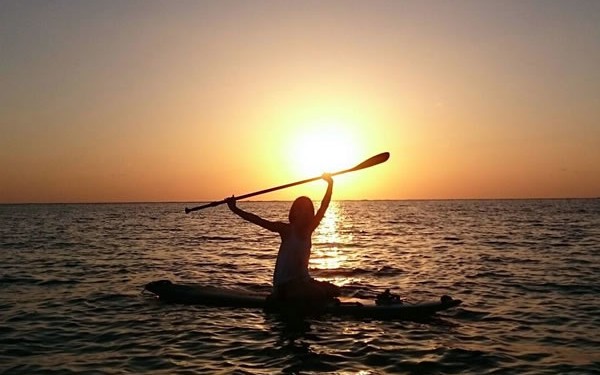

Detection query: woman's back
xmin=273 ymin=226 xmax=311 ymax=286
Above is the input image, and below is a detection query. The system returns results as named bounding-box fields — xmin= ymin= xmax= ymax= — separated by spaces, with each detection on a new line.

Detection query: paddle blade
xmin=348 ymin=152 xmax=390 ymax=172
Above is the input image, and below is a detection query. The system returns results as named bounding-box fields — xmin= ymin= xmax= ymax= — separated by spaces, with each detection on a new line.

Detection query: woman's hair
xmin=288 ymin=196 xmax=315 ymax=225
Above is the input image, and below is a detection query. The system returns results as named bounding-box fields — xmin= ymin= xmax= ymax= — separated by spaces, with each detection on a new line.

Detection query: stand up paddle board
xmin=145 ymin=280 xmax=462 ymax=320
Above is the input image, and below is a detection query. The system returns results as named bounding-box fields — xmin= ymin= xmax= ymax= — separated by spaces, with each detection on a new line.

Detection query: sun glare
xmin=288 ymin=120 xmax=362 ymax=176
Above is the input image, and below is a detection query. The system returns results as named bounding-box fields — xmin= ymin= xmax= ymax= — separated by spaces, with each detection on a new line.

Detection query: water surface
xmin=1 ymin=200 xmax=599 ymax=373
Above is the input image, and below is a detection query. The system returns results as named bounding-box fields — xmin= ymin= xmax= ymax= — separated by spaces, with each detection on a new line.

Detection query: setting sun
xmin=286 ymin=119 xmax=364 ymax=176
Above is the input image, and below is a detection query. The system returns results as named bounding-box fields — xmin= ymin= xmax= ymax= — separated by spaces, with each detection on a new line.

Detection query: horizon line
xmin=1 ymin=197 xmax=598 ymax=205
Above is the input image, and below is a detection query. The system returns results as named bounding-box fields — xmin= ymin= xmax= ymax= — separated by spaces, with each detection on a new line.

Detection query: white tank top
xmin=273 ymin=229 xmax=311 ymax=286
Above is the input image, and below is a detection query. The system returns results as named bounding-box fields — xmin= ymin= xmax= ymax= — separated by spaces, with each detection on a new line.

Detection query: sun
xmin=287 ymin=120 xmax=363 ymax=176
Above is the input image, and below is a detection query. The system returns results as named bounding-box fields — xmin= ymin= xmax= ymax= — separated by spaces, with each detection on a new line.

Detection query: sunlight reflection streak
xmin=311 ymin=202 xmax=354 ymax=285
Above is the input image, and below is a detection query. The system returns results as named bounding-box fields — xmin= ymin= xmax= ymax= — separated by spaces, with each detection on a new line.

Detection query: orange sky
xmin=1 ymin=1 xmax=599 ymax=203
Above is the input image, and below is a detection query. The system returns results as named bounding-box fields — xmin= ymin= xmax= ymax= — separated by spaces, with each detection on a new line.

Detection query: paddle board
xmin=145 ymin=280 xmax=462 ymax=320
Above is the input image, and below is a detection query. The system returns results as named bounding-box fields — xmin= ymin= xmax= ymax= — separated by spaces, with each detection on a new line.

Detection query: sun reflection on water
xmin=311 ymin=201 xmax=355 ymax=285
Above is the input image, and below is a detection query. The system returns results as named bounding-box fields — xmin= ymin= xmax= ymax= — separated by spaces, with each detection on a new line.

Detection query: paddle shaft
xmin=185 ymin=152 xmax=389 ymax=213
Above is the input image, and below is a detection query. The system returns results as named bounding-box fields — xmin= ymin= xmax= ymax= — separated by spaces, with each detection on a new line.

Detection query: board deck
xmin=145 ymin=280 xmax=462 ymax=320
xmin=145 ymin=281 xmax=266 ymax=308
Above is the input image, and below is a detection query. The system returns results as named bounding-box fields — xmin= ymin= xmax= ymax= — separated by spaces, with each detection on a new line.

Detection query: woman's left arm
xmin=227 ymin=197 xmax=285 ymax=233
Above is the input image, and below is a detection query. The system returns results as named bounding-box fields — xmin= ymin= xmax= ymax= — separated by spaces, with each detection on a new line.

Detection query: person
xmin=225 ymin=174 xmax=341 ymax=305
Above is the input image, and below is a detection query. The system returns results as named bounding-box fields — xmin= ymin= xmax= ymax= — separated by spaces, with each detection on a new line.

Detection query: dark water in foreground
xmin=1 ymin=200 xmax=599 ymax=374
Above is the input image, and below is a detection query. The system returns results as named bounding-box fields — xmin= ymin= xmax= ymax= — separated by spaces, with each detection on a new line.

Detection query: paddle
xmin=184 ymin=152 xmax=390 ymax=213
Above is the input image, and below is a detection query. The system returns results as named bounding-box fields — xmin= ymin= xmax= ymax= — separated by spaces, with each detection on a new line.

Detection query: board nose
xmin=145 ymin=279 xmax=172 ymax=293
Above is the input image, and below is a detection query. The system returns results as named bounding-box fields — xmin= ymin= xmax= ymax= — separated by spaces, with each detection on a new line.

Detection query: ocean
xmin=1 ymin=200 xmax=599 ymax=374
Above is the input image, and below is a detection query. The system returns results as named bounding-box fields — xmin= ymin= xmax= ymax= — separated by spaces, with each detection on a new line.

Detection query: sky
xmin=1 ymin=0 xmax=599 ymax=203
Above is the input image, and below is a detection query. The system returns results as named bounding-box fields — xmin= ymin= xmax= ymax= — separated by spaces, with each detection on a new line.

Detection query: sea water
xmin=1 ymin=200 xmax=599 ymax=374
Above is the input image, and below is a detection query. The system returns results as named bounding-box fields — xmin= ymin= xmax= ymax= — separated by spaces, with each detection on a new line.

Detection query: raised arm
xmin=310 ymin=174 xmax=333 ymax=231
xmin=226 ymin=197 xmax=284 ymax=233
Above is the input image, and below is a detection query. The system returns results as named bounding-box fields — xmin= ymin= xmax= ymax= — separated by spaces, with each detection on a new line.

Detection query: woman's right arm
xmin=227 ymin=197 xmax=284 ymax=233
xmin=310 ymin=174 xmax=333 ymax=231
